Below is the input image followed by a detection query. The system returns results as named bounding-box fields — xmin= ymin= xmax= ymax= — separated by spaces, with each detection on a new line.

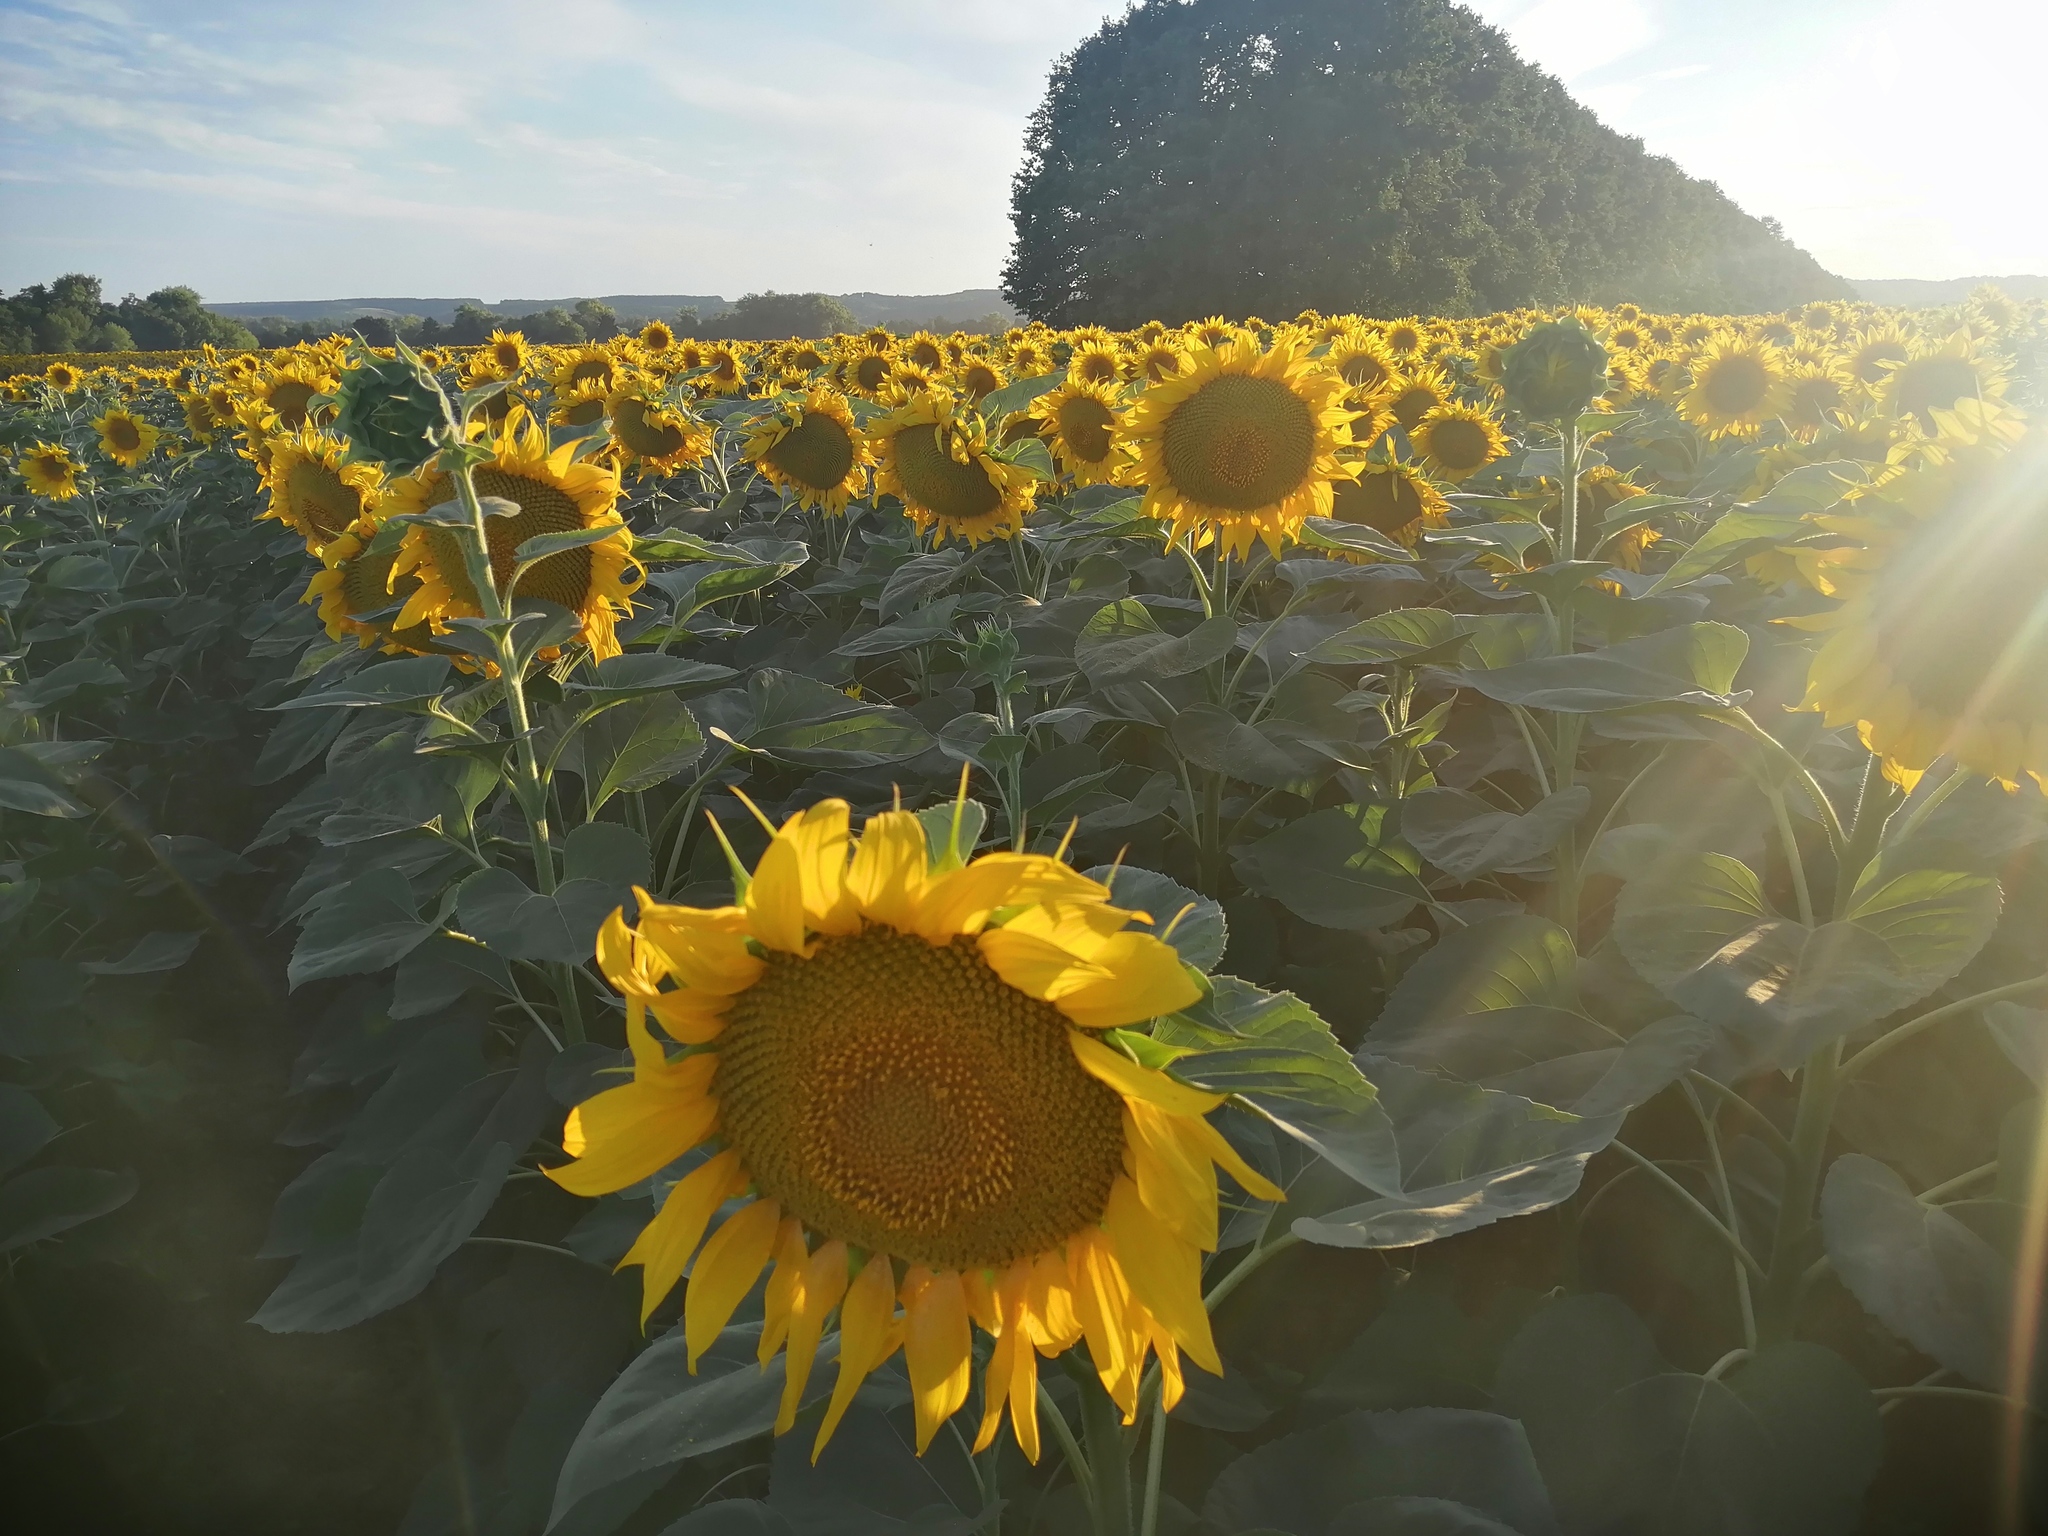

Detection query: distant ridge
xmin=1849 ymin=275 xmax=2048 ymax=306
xmin=208 ymin=289 xmax=1021 ymax=328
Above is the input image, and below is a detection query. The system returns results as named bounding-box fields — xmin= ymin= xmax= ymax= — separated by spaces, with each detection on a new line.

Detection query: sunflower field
xmin=4 ymin=292 xmax=2048 ymax=1536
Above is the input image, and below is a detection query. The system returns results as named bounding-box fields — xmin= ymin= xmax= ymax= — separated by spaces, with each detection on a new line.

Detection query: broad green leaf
xmin=976 ymin=368 xmax=1064 ymax=424
xmin=1158 ymin=976 xmax=1400 ymax=1193
xmin=512 ymin=525 xmax=626 ymax=567
xmin=0 ymin=1166 xmax=138 ymax=1252
xmin=273 ymin=655 xmax=453 ymax=711
xmin=1613 ymin=853 xmax=2000 ymax=1070
xmin=1233 ymin=804 xmax=1430 ymax=932
xmin=563 ymin=821 xmax=652 ymax=896
xmin=1821 ymin=1153 xmax=2008 ymax=1387
xmin=0 ymin=746 xmax=86 ymax=818
xmin=0 ymin=1084 xmax=58 ymax=1178
xmin=355 ymin=1139 xmax=519 ymax=1314
xmin=80 ymin=931 xmax=201 ymax=976
xmin=582 ymin=694 xmax=705 ymax=811
xmin=288 ymin=868 xmax=434 ymax=988
xmin=1085 ymin=864 xmax=1226 ymax=972
xmin=1454 ymin=622 xmax=1749 ymax=712
xmin=833 ymin=595 xmax=960 ymax=658
xmin=876 ymin=548 xmax=967 ymax=618
xmin=457 ymin=869 xmax=620 ymax=963
xmin=566 ymin=653 xmax=735 ymax=704
xmin=40 ymin=553 xmax=117 ymax=591
xmin=1169 ymin=704 xmax=1306 ymax=789
xmin=1307 ymin=607 xmax=1471 ymax=667
xmin=1401 ymin=786 xmax=1589 ymax=879
xmin=1422 ymin=521 xmax=1552 ymax=560
xmin=1374 ymin=914 xmax=1581 ymax=1022
xmin=1076 ymin=607 xmax=1234 ymax=687
xmin=1296 ymin=517 xmax=1418 ymax=561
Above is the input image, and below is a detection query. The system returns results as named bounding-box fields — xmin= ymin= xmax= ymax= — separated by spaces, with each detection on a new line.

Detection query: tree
xmin=114 ymin=286 xmax=256 ymax=350
xmin=1004 ymin=0 xmax=1850 ymax=325
xmin=520 ymin=307 xmax=587 ymax=345
xmin=719 ymin=291 xmax=858 ymax=340
xmin=572 ymin=299 xmax=621 ymax=341
xmin=446 ymin=303 xmax=503 ymax=345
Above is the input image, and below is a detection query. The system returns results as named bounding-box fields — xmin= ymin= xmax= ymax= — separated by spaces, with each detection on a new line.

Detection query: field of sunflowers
xmin=3 ymin=292 xmax=2047 ymax=1536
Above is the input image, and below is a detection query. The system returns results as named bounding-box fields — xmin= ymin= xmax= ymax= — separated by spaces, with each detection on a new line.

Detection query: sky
xmin=0 ymin=0 xmax=2042 ymax=305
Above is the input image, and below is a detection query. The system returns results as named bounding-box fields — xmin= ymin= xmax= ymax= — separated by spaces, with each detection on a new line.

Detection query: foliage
xmin=720 ymin=292 xmax=861 ymax=340
xmin=2 ymin=292 xmax=2046 ymax=1535
xmin=1004 ymin=0 xmax=1851 ymax=325
xmin=0 ymin=274 xmax=256 ymax=356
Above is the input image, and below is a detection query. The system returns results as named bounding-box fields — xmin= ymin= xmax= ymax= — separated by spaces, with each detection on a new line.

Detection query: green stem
xmin=1768 ymin=785 xmax=1816 ymax=929
xmin=1842 ymin=974 xmax=2048 ymax=1080
xmin=1138 ymin=1373 xmax=1168 ymax=1536
xmin=1204 ymin=1230 xmax=1299 ymax=1313
xmin=1759 ymin=1040 xmax=1842 ymax=1344
xmin=1884 ymin=760 xmax=1970 ymax=850
xmin=1037 ymin=1381 xmax=1094 ymax=1503
xmin=1873 ymin=1385 xmax=2044 ymax=1417
xmin=1685 ymin=1081 xmax=1758 ymax=1350
xmin=1608 ymin=1142 xmax=1767 ymax=1282
xmin=1078 ymin=1368 xmax=1133 ymax=1536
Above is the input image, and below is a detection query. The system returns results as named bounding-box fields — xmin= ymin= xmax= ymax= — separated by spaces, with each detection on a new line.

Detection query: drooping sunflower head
xmin=260 ymin=425 xmax=386 ymax=554
xmin=19 ymin=441 xmax=81 ymax=500
xmin=1680 ymin=334 xmax=1791 ymax=438
xmin=1118 ymin=331 xmax=1354 ymax=557
xmin=92 ymin=407 xmax=161 ymax=468
xmin=1328 ymin=452 xmax=1449 ymax=549
xmin=1034 ymin=377 xmax=1133 ymax=487
xmin=606 ymin=387 xmax=716 ymax=480
xmin=385 ymin=408 xmax=641 ymax=660
xmin=741 ymin=386 xmax=876 ymax=515
xmin=1801 ymin=423 xmax=2048 ymax=789
xmin=552 ymin=789 xmax=1277 ymax=1461
xmin=1877 ymin=330 xmax=2008 ymax=431
xmin=1411 ymin=401 xmax=1507 ymax=482
xmin=871 ymin=389 xmax=1039 ymax=546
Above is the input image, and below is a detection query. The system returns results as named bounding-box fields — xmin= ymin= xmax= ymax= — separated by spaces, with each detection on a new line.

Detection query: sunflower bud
xmin=1501 ymin=318 xmax=1609 ymax=421
xmin=332 ymin=346 xmax=455 ymax=473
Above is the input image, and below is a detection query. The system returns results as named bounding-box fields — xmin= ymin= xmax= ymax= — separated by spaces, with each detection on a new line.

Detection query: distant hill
xmin=1848 ymin=275 xmax=2048 ymax=306
xmin=208 ymin=289 xmax=1021 ymax=330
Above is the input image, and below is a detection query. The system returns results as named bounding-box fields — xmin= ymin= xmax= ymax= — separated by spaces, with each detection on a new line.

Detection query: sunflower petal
xmin=1124 ymin=1101 xmax=1219 ymax=1250
xmin=1103 ymin=1176 xmax=1219 ymax=1376
xmin=760 ymin=1218 xmax=809 ymax=1361
xmin=776 ymin=1239 xmax=852 ymax=1435
xmin=618 ymin=1148 xmax=743 ymax=1326
xmin=914 ymin=854 xmax=1109 ymax=942
xmin=814 ymin=1252 xmax=903 ymax=1460
xmin=843 ymin=810 xmax=930 ymax=931
xmin=745 ymin=835 xmax=810 ymax=954
xmin=902 ymin=1266 xmax=973 ymax=1453
xmin=685 ymin=1198 xmax=781 ymax=1371
xmin=1069 ymin=1032 xmax=1223 ymax=1118
xmin=546 ymin=1056 xmax=718 ymax=1196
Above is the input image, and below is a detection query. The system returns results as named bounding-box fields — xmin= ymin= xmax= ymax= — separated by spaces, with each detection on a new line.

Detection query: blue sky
xmin=1 ymin=0 xmax=2041 ymax=305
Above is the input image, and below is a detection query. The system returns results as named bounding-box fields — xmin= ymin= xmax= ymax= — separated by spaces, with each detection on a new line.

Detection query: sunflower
xmin=1034 ymin=377 xmax=1133 ymax=487
xmin=1877 ymin=330 xmax=2008 ymax=431
xmin=607 ymin=388 xmax=715 ymax=479
xmin=903 ymin=331 xmax=947 ymax=372
xmin=241 ymin=355 xmax=338 ymax=434
xmin=179 ymin=389 xmax=227 ymax=445
xmin=1782 ymin=360 xmax=1853 ymax=440
xmin=92 ymin=407 xmax=160 ymax=468
xmin=1189 ymin=317 xmax=1237 ymax=350
xmin=1680 ymin=335 xmax=1791 ymax=438
xmin=740 ymin=386 xmax=876 ymax=515
xmin=385 ymin=409 xmax=641 ymax=660
xmin=1119 ymin=332 xmax=1354 ymax=557
xmin=18 ymin=441 xmax=81 ymax=500
xmin=483 ymin=330 xmax=531 ymax=379
xmin=842 ymin=344 xmax=897 ymax=400
xmin=1384 ymin=365 xmax=1453 ymax=432
xmin=44 ymin=361 xmax=82 ymax=393
xmin=549 ymin=345 xmax=622 ymax=404
xmin=1008 ymin=341 xmax=1050 ymax=378
xmin=871 ymin=390 xmax=1039 ymax=547
xmin=638 ymin=321 xmax=677 ymax=358
xmin=548 ymin=793 xmax=1278 ymax=1462
xmin=1327 ymin=330 xmax=1397 ymax=395
xmin=1069 ymin=343 xmax=1123 ymax=387
xmin=1130 ymin=341 xmax=1187 ymax=387
xmin=1844 ymin=324 xmax=1914 ymax=390
xmin=953 ymin=357 xmax=1006 ymax=403
xmin=300 ymin=516 xmax=442 ymax=654
xmin=699 ymin=345 xmax=747 ymax=397
xmin=1381 ymin=319 xmax=1424 ymax=357
xmin=1411 ymin=401 xmax=1507 ymax=482
xmin=260 ymin=425 xmax=385 ymax=553
xmin=1799 ymin=413 xmax=2048 ymax=789
xmin=1329 ymin=454 xmax=1449 ymax=548
xmin=783 ymin=341 xmax=829 ymax=376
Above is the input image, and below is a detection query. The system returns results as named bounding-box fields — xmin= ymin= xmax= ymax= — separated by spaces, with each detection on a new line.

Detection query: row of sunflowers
xmin=3 ymin=285 xmax=2046 ymax=1535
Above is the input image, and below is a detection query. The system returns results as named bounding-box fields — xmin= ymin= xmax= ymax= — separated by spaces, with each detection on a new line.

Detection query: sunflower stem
xmin=1037 ymin=1380 xmax=1094 ymax=1503
xmin=1758 ymin=1039 xmax=1842 ymax=1345
xmin=1138 ymin=1374 xmax=1168 ymax=1536
xmin=1078 ymin=1369 xmax=1133 ymax=1536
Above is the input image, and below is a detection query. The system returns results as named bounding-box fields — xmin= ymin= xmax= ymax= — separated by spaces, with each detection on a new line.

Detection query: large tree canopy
xmin=1004 ymin=0 xmax=1850 ymax=326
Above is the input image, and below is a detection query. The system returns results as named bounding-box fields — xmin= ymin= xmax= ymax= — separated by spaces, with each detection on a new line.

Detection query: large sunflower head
xmin=1008 ymin=340 xmax=1050 ymax=378
xmin=1068 ymin=343 xmax=1123 ymax=387
xmin=1118 ymin=331 xmax=1354 ymax=557
xmin=842 ymin=343 xmax=897 ymax=400
xmin=179 ymin=389 xmax=227 ymax=444
xmin=1386 ymin=366 xmax=1454 ymax=434
xmin=1328 ymin=452 xmax=1449 ymax=550
xmin=1680 ymin=334 xmax=1792 ymax=438
xmin=1131 ymin=340 xmax=1188 ymax=387
xmin=699 ymin=344 xmax=747 ymax=397
xmin=1327 ymin=330 xmax=1397 ymax=395
xmin=1799 ymin=413 xmax=2048 ymax=789
xmin=1877 ymin=330 xmax=2009 ymax=431
xmin=1034 ymin=376 xmax=1133 ymax=488
xmin=260 ymin=425 xmax=386 ymax=554
xmin=1782 ymin=359 xmax=1854 ymax=440
xmin=18 ymin=441 xmax=81 ymax=500
xmin=241 ymin=355 xmax=339 ymax=434
xmin=1844 ymin=324 xmax=1914 ymax=389
xmin=903 ymin=331 xmax=947 ymax=372
xmin=871 ymin=389 xmax=1039 ymax=547
xmin=740 ymin=386 xmax=876 ymax=515
xmin=550 ymin=791 xmax=1277 ymax=1462
xmin=482 ymin=330 xmax=531 ymax=380
xmin=1381 ymin=319 xmax=1424 ymax=357
xmin=637 ymin=320 xmax=676 ymax=357
xmin=92 ymin=407 xmax=161 ymax=468
xmin=300 ymin=515 xmax=443 ymax=654
xmin=548 ymin=345 xmax=622 ymax=404
xmin=952 ymin=357 xmax=1006 ymax=404
xmin=1411 ymin=400 xmax=1507 ymax=482
xmin=606 ymin=386 xmax=715 ymax=480
xmin=385 ymin=409 xmax=641 ymax=660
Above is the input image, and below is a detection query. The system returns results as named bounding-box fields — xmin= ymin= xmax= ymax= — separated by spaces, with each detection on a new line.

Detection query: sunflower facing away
xmin=740 ymin=386 xmax=876 ymax=515
xmin=871 ymin=389 xmax=1040 ymax=547
xmin=546 ymin=792 xmax=1281 ymax=1462
xmin=386 ymin=409 xmax=641 ymax=660
xmin=19 ymin=441 xmax=81 ymax=500
xmin=1119 ymin=332 xmax=1354 ymax=557
xmin=92 ymin=407 xmax=161 ymax=468
xmin=1799 ymin=407 xmax=2048 ymax=789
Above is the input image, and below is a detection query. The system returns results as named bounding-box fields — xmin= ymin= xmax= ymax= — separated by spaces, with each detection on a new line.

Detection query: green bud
xmin=1501 ymin=317 xmax=1609 ymax=421
xmin=332 ymin=342 xmax=455 ymax=474
xmin=961 ymin=620 xmax=1023 ymax=694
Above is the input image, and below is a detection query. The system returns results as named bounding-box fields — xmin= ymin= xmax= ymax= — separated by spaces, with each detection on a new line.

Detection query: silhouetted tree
xmin=720 ymin=291 xmax=859 ymax=340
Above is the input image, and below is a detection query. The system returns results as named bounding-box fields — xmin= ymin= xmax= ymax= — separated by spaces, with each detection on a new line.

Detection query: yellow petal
xmin=914 ymin=854 xmax=1110 ymax=942
xmin=685 ymin=1198 xmax=781 ymax=1371
xmin=784 ymin=799 xmax=857 ymax=934
xmin=982 ymin=906 xmax=1199 ymax=1030
xmin=634 ymin=896 xmax=764 ymax=995
xmin=1182 ymin=1112 xmax=1287 ymax=1204
xmin=1025 ymin=1251 xmax=1083 ymax=1354
xmin=1048 ymin=930 xmax=1201 ymax=1029
xmin=902 ymin=1266 xmax=972 ymax=1454
xmin=546 ymin=1057 xmax=719 ymax=1197
xmin=1124 ymin=1101 xmax=1219 ymax=1250
xmin=760 ymin=1218 xmax=809 ymax=1361
xmin=972 ymin=1262 xmax=1041 ymax=1462
xmin=815 ymin=1252 xmax=903 ymax=1460
xmin=745 ymin=834 xmax=810 ymax=954
xmin=1065 ymin=1228 xmax=1144 ymax=1417
xmin=843 ymin=810 xmax=929 ymax=931
xmin=647 ymin=989 xmax=729 ymax=1046
xmin=618 ymin=1148 xmax=744 ymax=1326
xmin=776 ymin=1239 xmax=851 ymax=1435
xmin=1102 ymin=1176 xmax=1219 ymax=1376
xmin=1069 ymin=1032 xmax=1223 ymax=1118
